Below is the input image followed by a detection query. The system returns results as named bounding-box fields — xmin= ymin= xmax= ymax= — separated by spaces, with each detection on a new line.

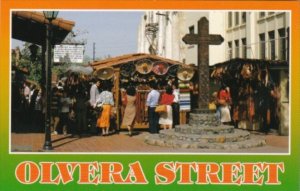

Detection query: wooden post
xmin=114 ymin=68 xmax=120 ymax=131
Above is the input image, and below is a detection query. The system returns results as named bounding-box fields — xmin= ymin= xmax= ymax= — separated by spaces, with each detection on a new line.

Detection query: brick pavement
xmin=11 ymin=130 xmax=289 ymax=153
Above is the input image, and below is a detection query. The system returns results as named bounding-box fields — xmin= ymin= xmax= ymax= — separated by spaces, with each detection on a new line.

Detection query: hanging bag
xmin=155 ymin=104 xmax=167 ymax=113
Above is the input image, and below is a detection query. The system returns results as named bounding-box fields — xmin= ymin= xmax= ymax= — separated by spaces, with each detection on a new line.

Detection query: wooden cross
xmin=182 ymin=17 xmax=224 ymax=110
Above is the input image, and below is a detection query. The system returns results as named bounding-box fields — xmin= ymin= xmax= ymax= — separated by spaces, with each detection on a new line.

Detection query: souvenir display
xmin=136 ymin=59 xmax=153 ymax=74
xmin=94 ymin=67 xmax=114 ymax=80
xmin=152 ymin=61 xmax=169 ymax=75
xmin=177 ymin=66 xmax=195 ymax=82
xmin=120 ymin=62 xmax=135 ymax=77
xmin=168 ymin=64 xmax=179 ymax=77
xmin=179 ymin=82 xmax=191 ymax=111
xmin=211 ymin=58 xmax=286 ymax=131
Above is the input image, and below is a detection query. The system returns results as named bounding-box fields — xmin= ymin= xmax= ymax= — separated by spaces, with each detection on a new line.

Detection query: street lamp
xmin=43 ymin=11 xmax=58 ymax=150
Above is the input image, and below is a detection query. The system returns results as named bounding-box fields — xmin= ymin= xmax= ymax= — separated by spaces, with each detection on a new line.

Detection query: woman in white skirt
xmin=159 ymin=86 xmax=175 ymax=130
xmin=218 ymin=86 xmax=232 ymax=124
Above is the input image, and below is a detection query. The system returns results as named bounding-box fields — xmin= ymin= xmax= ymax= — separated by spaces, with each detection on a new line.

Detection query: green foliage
xmin=18 ymin=43 xmax=42 ymax=83
xmin=52 ymin=62 xmax=72 ymax=77
xmin=15 ymin=38 xmax=91 ymax=82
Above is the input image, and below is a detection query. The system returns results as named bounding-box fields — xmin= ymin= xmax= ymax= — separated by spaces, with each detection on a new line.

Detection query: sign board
xmin=54 ymin=44 xmax=84 ymax=63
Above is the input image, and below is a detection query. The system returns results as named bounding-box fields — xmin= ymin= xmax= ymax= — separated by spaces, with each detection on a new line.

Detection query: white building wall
xmin=165 ymin=12 xmax=173 ymax=59
xmin=248 ymin=12 xmax=257 ymax=58
xmin=209 ymin=11 xmax=226 ymax=65
xmin=138 ymin=11 xmax=290 ymax=65
xmin=171 ymin=12 xmax=180 ymax=61
xmin=157 ymin=13 xmax=165 ymax=56
xmin=184 ymin=12 xmax=208 ymax=65
xmin=137 ymin=11 xmax=226 ymax=66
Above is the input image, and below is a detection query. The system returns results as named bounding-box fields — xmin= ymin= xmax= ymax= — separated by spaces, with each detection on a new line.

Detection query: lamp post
xmin=43 ymin=11 xmax=58 ymax=151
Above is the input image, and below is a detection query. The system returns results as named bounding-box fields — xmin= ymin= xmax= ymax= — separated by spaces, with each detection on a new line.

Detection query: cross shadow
xmin=52 ymin=136 xmax=81 ymax=149
xmin=51 ymin=135 xmax=74 ymax=143
xmin=51 ymin=134 xmax=98 ymax=149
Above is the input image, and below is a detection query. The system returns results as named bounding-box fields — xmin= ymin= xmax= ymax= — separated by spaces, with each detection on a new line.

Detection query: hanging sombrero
xmin=94 ymin=67 xmax=114 ymax=80
xmin=177 ymin=66 xmax=195 ymax=81
xmin=136 ymin=59 xmax=153 ymax=74
xmin=152 ymin=61 xmax=169 ymax=75
xmin=120 ymin=63 xmax=136 ymax=77
xmin=168 ymin=64 xmax=179 ymax=77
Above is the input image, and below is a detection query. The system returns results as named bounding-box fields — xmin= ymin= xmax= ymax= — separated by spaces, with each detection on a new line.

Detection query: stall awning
xmin=211 ymin=58 xmax=288 ymax=68
xmin=90 ymin=53 xmax=183 ymax=71
xmin=12 ymin=11 xmax=75 ymax=45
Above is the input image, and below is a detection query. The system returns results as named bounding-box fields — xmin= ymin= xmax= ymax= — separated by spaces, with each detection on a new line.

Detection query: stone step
xmin=189 ymin=112 xmax=217 ymax=120
xmin=145 ymin=134 xmax=266 ymax=150
xmin=188 ymin=113 xmax=221 ymax=126
xmin=175 ymin=124 xmax=234 ymax=135
xmin=156 ymin=129 xmax=250 ymax=143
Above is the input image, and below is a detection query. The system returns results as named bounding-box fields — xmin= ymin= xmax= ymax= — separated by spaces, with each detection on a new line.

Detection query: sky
xmin=12 ymin=11 xmax=144 ymax=59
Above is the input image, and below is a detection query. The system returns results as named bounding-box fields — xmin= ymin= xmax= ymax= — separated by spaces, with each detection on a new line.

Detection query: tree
xmin=17 ymin=43 xmax=42 ymax=83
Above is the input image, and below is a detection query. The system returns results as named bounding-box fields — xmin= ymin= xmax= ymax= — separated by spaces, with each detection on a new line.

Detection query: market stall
xmin=90 ymin=53 xmax=196 ymax=129
xmin=210 ymin=58 xmax=289 ymax=134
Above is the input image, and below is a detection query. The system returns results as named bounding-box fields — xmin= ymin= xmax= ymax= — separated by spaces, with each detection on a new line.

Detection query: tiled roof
xmin=12 ymin=11 xmax=75 ymax=31
xmin=12 ymin=11 xmax=75 ymax=45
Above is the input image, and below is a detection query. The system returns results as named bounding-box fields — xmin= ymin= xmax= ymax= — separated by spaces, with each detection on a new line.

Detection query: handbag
xmin=155 ymin=105 xmax=167 ymax=113
xmin=95 ymin=101 xmax=103 ymax=114
xmin=122 ymin=93 xmax=127 ymax=106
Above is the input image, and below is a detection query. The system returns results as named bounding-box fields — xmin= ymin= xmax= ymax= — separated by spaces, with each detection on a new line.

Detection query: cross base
xmin=192 ymin=108 xmax=215 ymax=114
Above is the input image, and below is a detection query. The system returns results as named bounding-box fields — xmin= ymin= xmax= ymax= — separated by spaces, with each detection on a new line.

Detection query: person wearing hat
xmin=146 ymin=82 xmax=160 ymax=134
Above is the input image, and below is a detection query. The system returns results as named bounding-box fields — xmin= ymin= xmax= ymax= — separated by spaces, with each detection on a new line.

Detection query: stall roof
xmin=90 ymin=53 xmax=183 ymax=71
xmin=12 ymin=11 xmax=75 ymax=45
xmin=212 ymin=58 xmax=288 ymax=68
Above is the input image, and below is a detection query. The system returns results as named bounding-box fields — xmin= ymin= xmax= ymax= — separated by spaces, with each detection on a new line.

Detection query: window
xmin=242 ymin=12 xmax=246 ymax=24
xmin=235 ymin=12 xmax=239 ymax=26
xmin=278 ymin=28 xmax=287 ymax=60
xmin=228 ymin=41 xmax=233 ymax=59
xmin=242 ymin=38 xmax=247 ymax=58
xmin=259 ymin=33 xmax=266 ymax=59
xmin=189 ymin=25 xmax=195 ymax=34
xmin=268 ymin=12 xmax=275 ymax=15
xmin=235 ymin=40 xmax=240 ymax=58
xmin=228 ymin=12 xmax=232 ymax=28
xmin=259 ymin=12 xmax=265 ymax=18
xmin=268 ymin=31 xmax=275 ymax=60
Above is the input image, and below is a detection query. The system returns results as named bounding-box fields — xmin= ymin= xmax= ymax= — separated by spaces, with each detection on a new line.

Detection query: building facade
xmin=137 ymin=11 xmax=290 ymax=135
xmin=137 ymin=11 xmax=226 ymax=66
xmin=225 ymin=11 xmax=290 ymax=61
xmin=137 ymin=11 xmax=290 ymax=64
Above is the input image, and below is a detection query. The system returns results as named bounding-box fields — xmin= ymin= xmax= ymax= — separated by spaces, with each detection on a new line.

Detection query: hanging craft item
xmin=152 ymin=61 xmax=169 ymax=75
xmin=120 ymin=63 xmax=136 ymax=77
xmin=94 ymin=67 xmax=114 ymax=80
xmin=136 ymin=59 xmax=153 ymax=74
xmin=168 ymin=64 xmax=179 ymax=77
xmin=177 ymin=66 xmax=195 ymax=82
xmin=179 ymin=82 xmax=191 ymax=111
xmin=211 ymin=66 xmax=225 ymax=79
xmin=240 ymin=63 xmax=253 ymax=79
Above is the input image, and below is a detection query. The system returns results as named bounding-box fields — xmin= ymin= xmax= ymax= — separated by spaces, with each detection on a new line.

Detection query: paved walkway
xmin=11 ymin=130 xmax=289 ymax=153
